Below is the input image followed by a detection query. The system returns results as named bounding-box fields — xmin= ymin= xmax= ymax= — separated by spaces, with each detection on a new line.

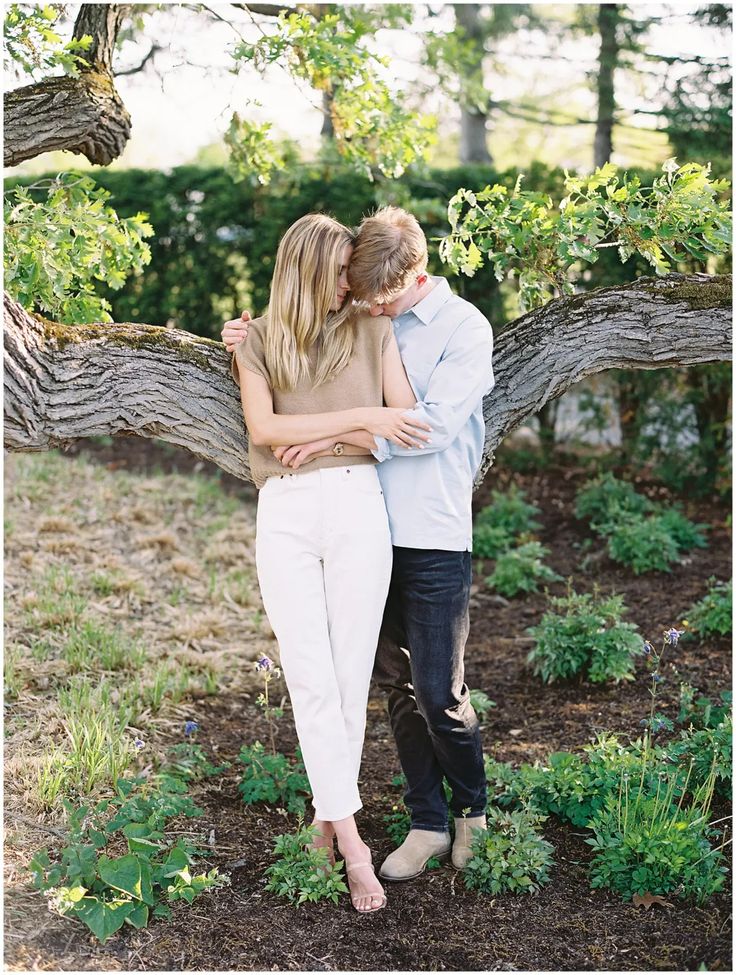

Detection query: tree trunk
xmin=4 ymin=274 xmax=731 ymax=490
xmin=4 ymin=4 xmax=132 ymax=168
xmin=593 ymin=3 xmax=620 ymax=168
xmin=459 ymin=109 xmax=492 ymax=165
xmin=321 ymin=88 xmax=335 ymax=140
xmin=454 ymin=3 xmax=493 ymax=165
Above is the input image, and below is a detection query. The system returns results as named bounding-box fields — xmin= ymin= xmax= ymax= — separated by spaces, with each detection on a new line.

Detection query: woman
xmin=233 ymin=213 xmax=430 ymax=913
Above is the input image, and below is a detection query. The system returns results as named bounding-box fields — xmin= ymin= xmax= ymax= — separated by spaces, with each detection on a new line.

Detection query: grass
xmin=22 ymin=565 xmax=88 ymax=630
xmin=62 ymin=621 xmax=147 ymax=673
xmin=4 ymin=447 xmax=268 ymax=815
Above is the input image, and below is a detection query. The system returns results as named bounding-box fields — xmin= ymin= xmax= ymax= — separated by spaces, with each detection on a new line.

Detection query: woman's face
xmin=329 ymin=243 xmax=353 ymax=312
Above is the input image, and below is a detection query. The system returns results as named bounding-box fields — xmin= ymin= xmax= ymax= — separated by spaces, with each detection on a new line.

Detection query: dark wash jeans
xmin=373 ymin=546 xmax=487 ymax=832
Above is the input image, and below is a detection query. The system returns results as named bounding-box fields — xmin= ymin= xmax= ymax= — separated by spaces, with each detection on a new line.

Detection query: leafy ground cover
xmin=4 ymin=436 xmax=731 ymax=972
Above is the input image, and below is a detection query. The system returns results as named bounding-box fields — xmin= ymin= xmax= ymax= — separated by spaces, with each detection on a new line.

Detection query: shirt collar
xmin=398 ymin=276 xmax=452 ymax=326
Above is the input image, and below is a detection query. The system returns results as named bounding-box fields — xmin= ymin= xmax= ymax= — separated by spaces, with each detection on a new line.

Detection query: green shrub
xmin=666 ymin=716 xmax=733 ymax=800
xmin=575 ymin=474 xmax=710 ymax=574
xmin=485 ymin=541 xmax=560 ymax=597
xmin=383 ymin=803 xmax=411 ymax=846
xmin=264 ymin=825 xmax=349 ymax=905
xmin=472 ymin=523 xmax=515 ymax=559
xmin=677 ymin=683 xmax=732 ymax=730
xmin=604 ymin=512 xmax=681 ymax=574
xmin=656 ymin=507 xmax=709 ymax=551
xmin=469 ymin=688 xmax=496 ymax=723
xmin=237 ymin=742 xmax=310 ymax=814
xmin=463 ymin=805 xmax=554 ymax=895
xmin=474 ymin=484 xmax=542 ymax=538
xmin=527 ymin=588 xmax=640 ymax=684
xmin=586 ymin=792 xmax=728 ymax=904
xmin=574 ymin=473 xmax=655 ymax=526
xmin=28 ymin=766 xmax=227 ymax=943
xmin=486 ymin=735 xmax=658 ymax=828
xmin=685 ymin=578 xmax=732 ymax=637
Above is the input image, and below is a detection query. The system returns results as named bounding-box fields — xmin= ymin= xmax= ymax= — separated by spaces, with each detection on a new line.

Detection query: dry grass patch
xmin=4 ymin=448 xmax=266 ymax=837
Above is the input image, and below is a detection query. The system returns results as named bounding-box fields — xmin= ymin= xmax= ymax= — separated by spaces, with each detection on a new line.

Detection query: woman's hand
xmin=361 ymin=407 xmax=432 ymax=449
xmin=221 ymin=310 xmax=251 ymax=352
xmin=273 ymin=438 xmax=335 ymax=469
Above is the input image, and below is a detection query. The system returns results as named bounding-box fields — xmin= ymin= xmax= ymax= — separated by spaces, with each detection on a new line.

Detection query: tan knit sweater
xmin=231 ymin=312 xmax=392 ymax=489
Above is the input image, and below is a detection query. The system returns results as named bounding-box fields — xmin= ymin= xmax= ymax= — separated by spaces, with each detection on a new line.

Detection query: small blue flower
xmin=639 ymin=718 xmax=649 ymax=726
xmin=255 ymin=655 xmax=274 ymax=673
xmin=184 ymin=720 xmax=199 ymax=736
xmin=664 ymin=627 xmax=684 ymax=646
xmin=652 ymin=673 xmax=664 ymax=683
xmin=642 ymin=641 xmax=654 ymax=655
xmin=134 ymin=738 xmax=145 ymax=750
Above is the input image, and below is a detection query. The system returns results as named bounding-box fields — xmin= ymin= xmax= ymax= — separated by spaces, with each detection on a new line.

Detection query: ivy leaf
xmin=98 ymin=854 xmax=155 ymax=906
xmin=72 ymin=896 xmax=136 ymax=943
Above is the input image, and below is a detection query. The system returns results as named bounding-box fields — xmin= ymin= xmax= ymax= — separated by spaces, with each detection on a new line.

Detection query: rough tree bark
xmin=4 ymin=274 xmax=731 ymax=489
xmin=4 ymin=4 xmax=132 ymax=167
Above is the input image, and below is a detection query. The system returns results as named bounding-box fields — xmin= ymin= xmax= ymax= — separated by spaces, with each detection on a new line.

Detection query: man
xmin=223 ymin=206 xmax=494 ymax=880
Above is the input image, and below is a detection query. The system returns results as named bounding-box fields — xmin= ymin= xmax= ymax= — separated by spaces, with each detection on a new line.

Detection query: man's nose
xmin=369 ymin=305 xmax=384 ymax=317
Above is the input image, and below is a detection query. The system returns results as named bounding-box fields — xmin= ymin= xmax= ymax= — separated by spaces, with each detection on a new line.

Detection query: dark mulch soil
xmin=5 ymin=437 xmax=732 ymax=972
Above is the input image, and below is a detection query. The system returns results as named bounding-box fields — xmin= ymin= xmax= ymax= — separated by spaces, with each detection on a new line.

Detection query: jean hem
xmin=410 ymin=823 xmax=450 ymax=834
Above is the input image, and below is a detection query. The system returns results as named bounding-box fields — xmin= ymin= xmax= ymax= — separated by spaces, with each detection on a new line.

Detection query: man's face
xmin=368 ymin=273 xmax=428 ymax=319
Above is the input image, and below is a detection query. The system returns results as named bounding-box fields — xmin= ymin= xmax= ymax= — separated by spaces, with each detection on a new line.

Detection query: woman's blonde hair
xmin=265 ymin=213 xmax=357 ymax=391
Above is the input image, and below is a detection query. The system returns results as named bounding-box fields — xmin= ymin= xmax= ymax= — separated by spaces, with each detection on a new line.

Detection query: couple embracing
xmin=222 ymin=206 xmax=494 ymax=913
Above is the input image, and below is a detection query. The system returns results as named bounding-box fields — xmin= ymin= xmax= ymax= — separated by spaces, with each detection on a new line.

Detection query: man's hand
xmin=273 ymin=438 xmax=336 ymax=470
xmin=221 ymin=310 xmax=251 ymax=352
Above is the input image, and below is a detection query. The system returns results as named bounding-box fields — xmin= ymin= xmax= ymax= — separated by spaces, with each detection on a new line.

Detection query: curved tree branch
xmin=3 ymin=274 xmax=732 ymax=489
xmin=475 ymin=271 xmax=732 ymax=484
xmin=4 ymin=4 xmax=132 ymax=168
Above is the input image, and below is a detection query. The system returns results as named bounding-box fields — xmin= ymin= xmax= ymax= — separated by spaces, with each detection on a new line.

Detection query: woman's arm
xmin=382 ymin=332 xmax=417 ymax=409
xmin=273 ymin=437 xmax=372 ymax=470
xmin=240 ymin=368 xmax=431 ymax=447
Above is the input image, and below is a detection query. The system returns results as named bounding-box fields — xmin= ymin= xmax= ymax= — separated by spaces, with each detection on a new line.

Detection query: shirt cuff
xmin=370 ymin=435 xmax=392 ymax=463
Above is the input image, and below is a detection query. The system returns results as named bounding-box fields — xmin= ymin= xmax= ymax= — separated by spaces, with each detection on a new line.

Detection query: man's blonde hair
xmin=348 ymin=206 xmax=428 ymax=304
xmin=266 ymin=213 xmax=356 ymax=391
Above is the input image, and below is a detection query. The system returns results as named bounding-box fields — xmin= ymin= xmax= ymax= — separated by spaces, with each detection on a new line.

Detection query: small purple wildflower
xmin=134 ymin=738 xmax=145 ymax=750
xmin=642 ymin=641 xmax=654 ymax=655
xmin=255 ymin=655 xmax=275 ymax=673
xmin=639 ymin=718 xmax=648 ymax=727
xmin=184 ymin=720 xmax=199 ymax=736
xmin=652 ymin=673 xmax=664 ymax=683
xmin=664 ymin=627 xmax=684 ymax=647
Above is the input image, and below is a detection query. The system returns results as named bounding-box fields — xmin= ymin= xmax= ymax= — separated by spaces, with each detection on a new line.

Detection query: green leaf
xmin=159 ymin=845 xmax=191 ymax=878
xmin=125 ymin=903 xmax=150 ymax=929
xmin=72 ymin=896 xmax=136 ymax=943
xmin=98 ymin=854 xmax=154 ymax=906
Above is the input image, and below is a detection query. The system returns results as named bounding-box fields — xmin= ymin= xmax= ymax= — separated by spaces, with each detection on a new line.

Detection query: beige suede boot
xmin=378 ymin=828 xmax=451 ymax=881
xmin=452 ymin=815 xmax=487 ymax=869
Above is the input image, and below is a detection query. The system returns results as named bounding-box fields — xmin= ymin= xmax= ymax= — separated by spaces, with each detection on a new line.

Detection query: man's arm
xmin=372 ymin=314 xmax=494 ymax=462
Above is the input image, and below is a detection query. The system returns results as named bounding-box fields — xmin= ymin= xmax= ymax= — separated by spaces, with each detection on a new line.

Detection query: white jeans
xmin=255 ymin=464 xmax=393 ymax=822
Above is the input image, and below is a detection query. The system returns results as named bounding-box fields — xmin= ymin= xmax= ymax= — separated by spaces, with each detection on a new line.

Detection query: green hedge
xmin=7 ymin=160 xmax=664 ymax=339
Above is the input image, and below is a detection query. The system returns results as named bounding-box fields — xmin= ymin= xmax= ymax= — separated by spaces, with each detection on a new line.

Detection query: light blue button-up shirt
xmin=373 ymin=276 xmax=495 ymax=551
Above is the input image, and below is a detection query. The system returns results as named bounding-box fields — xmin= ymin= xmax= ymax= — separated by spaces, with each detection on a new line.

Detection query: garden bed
xmin=4 ymin=436 xmax=731 ymax=972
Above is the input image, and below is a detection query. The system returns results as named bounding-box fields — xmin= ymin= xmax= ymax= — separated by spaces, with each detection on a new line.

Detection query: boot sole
xmin=378 ymin=849 xmax=451 ymax=882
